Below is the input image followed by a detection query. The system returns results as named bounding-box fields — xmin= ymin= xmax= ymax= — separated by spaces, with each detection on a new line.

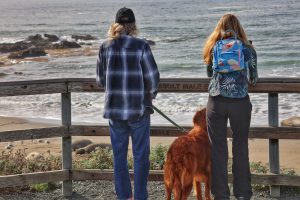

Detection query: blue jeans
xmin=109 ymin=114 xmax=150 ymax=200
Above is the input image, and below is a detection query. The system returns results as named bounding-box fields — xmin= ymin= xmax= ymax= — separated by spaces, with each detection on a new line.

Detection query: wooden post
xmin=268 ymin=93 xmax=280 ymax=197
xmin=61 ymin=92 xmax=72 ymax=197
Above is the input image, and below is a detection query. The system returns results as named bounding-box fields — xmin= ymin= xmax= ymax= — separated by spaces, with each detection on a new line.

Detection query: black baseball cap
xmin=115 ymin=7 xmax=135 ymax=24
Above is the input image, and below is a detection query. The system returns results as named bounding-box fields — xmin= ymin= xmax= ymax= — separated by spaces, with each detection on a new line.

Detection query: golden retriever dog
xmin=164 ymin=108 xmax=211 ymax=200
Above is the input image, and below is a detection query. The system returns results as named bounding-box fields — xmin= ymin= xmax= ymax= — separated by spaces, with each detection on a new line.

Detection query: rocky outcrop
xmin=50 ymin=40 xmax=81 ymax=49
xmin=0 ymin=41 xmax=32 ymax=53
xmin=75 ymin=143 xmax=112 ymax=154
xmin=71 ymin=34 xmax=97 ymax=41
xmin=27 ymin=34 xmax=44 ymax=42
xmin=281 ymin=116 xmax=300 ymax=127
xmin=8 ymin=47 xmax=46 ymax=59
xmin=0 ymin=34 xmax=84 ymax=55
xmin=26 ymin=34 xmax=52 ymax=49
xmin=72 ymin=139 xmax=93 ymax=151
xmin=44 ymin=34 xmax=59 ymax=42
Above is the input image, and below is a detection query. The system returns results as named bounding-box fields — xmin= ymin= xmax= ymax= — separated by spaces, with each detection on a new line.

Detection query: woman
xmin=203 ymin=14 xmax=258 ymax=200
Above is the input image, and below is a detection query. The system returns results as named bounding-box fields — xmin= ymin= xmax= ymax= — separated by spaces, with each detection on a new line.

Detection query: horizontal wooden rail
xmin=0 ymin=79 xmax=67 ymax=97
xmin=0 ymin=127 xmax=68 ymax=142
xmin=0 ymin=170 xmax=69 ymax=188
xmin=67 ymin=78 xmax=300 ymax=93
xmin=72 ymin=169 xmax=300 ymax=186
xmin=0 ymin=170 xmax=298 ymax=188
xmin=70 ymin=125 xmax=300 ymax=139
xmin=0 ymin=125 xmax=299 ymax=142
xmin=1 ymin=78 xmax=300 ymax=97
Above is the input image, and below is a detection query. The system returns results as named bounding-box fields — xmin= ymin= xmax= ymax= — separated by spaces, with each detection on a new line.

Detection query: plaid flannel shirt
xmin=96 ymin=35 xmax=160 ymax=120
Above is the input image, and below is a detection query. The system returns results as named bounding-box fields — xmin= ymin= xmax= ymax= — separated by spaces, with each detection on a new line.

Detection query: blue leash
xmin=151 ymin=105 xmax=188 ymax=133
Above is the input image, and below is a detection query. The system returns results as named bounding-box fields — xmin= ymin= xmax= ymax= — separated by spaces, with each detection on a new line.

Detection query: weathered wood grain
xmin=71 ymin=170 xmax=300 ymax=186
xmin=69 ymin=125 xmax=300 ymax=139
xmin=0 ymin=78 xmax=299 ymax=95
xmin=0 ymin=126 xmax=298 ymax=143
xmin=0 ymin=170 xmax=68 ymax=188
xmin=268 ymin=93 xmax=281 ymax=197
xmin=0 ymin=79 xmax=67 ymax=97
xmin=0 ymin=169 xmax=299 ymax=189
xmin=67 ymin=78 xmax=300 ymax=93
xmin=61 ymin=92 xmax=72 ymax=197
xmin=0 ymin=127 xmax=68 ymax=142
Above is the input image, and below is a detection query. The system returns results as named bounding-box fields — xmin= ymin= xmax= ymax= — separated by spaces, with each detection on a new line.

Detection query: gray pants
xmin=207 ymin=95 xmax=252 ymax=200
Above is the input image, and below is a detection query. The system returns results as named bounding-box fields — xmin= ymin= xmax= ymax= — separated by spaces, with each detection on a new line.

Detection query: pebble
xmin=0 ymin=181 xmax=299 ymax=200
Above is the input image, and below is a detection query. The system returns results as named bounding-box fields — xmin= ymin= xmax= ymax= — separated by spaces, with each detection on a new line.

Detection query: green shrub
xmin=2 ymin=145 xmax=299 ymax=195
xmin=150 ymin=144 xmax=169 ymax=170
xmin=250 ymin=161 xmax=269 ymax=174
xmin=127 ymin=154 xmax=133 ymax=169
xmin=0 ymin=149 xmax=61 ymax=175
xmin=30 ymin=182 xmax=58 ymax=192
xmin=76 ymin=147 xmax=113 ymax=169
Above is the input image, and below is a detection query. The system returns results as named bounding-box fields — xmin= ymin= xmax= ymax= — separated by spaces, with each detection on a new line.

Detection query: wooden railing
xmin=0 ymin=78 xmax=300 ymax=197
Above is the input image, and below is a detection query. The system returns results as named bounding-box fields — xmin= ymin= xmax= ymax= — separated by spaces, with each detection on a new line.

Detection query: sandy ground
xmin=0 ymin=116 xmax=299 ymax=173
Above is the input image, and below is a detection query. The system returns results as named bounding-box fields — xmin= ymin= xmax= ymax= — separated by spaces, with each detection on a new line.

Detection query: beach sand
xmin=0 ymin=116 xmax=299 ymax=173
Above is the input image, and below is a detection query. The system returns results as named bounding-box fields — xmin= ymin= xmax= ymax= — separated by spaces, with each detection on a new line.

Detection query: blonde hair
xmin=107 ymin=22 xmax=138 ymax=40
xmin=203 ymin=13 xmax=252 ymax=65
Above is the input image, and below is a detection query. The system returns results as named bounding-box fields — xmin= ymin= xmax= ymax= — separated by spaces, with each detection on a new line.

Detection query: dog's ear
xmin=193 ymin=107 xmax=207 ymax=129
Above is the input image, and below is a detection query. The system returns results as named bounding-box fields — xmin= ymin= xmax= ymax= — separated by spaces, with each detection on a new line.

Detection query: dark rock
xmin=75 ymin=143 xmax=112 ymax=154
xmin=1 ymin=34 xmax=82 ymax=55
xmin=27 ymin=34 xmax=44 ymax=42
xmin=14 ymin=71 xmax=23 ymax=75
xmin=44 ymin=34 xmax=59 ymax=42
xmin=34 ymin=41 xmax=52 ymax=49
xmin=0 ymin=41 xmax=32 ymax=53
xmin=27 ymin=34 xmax=51 ymax=48
xmin=8 ymin=47 xmax=47 ymax=59
xmin=0 ymin=72 xmax=8 ymax=77
xmin=75 ymin=148 xmax=86 ymax=155
xmin=72 ymin=139 xmax=92 ymax=151
xmin=50 ymin=40 xmax=81 ymax=49
xmin=71 ymin=34 xmax=97 ymax=41
xmin=27 ymin=34 xmax=58 ymax=48
xmin=83 ymin=143 xmax=111 ymax=154
xmin=79 ymin=42 xmax=92 ymax=46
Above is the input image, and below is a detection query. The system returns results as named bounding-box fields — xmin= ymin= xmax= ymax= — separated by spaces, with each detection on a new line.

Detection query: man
xmin=96 ymin=7 xmax=160 ymax=200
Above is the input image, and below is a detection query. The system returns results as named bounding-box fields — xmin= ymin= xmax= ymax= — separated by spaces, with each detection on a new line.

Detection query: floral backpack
xmin=212 ymin=30 xmax=245 ymax=73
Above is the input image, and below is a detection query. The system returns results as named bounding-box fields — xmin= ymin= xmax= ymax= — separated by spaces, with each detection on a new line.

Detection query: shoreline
xmin=0 ymin=115 xmax=300 ymax=173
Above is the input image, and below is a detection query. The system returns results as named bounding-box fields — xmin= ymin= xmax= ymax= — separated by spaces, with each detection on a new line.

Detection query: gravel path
xmin=0 ymin=181 xmax=299 ymax=200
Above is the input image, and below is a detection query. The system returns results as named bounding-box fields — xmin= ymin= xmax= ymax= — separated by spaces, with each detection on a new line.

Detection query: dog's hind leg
xmin=164 ymin=181 xmax=172 ymax=200
xmin=194 ymin=180 xmax=203 ymax=200
xmin=164 ymin=161 xmax=174 ymax=200
xmin=204 ymin=175 xmax=212 ymax=200
xmin=180 ymin=170 xmax=193 ymax=200
xmin=173 ymin=177 xmax=182 ymax=200
xmin=182 ymin=183 xmax=193 ymax=200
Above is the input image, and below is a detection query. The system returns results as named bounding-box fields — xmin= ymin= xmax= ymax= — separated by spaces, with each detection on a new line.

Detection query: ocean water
xmin=0 ymin=0 xmax=299 ymax=125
